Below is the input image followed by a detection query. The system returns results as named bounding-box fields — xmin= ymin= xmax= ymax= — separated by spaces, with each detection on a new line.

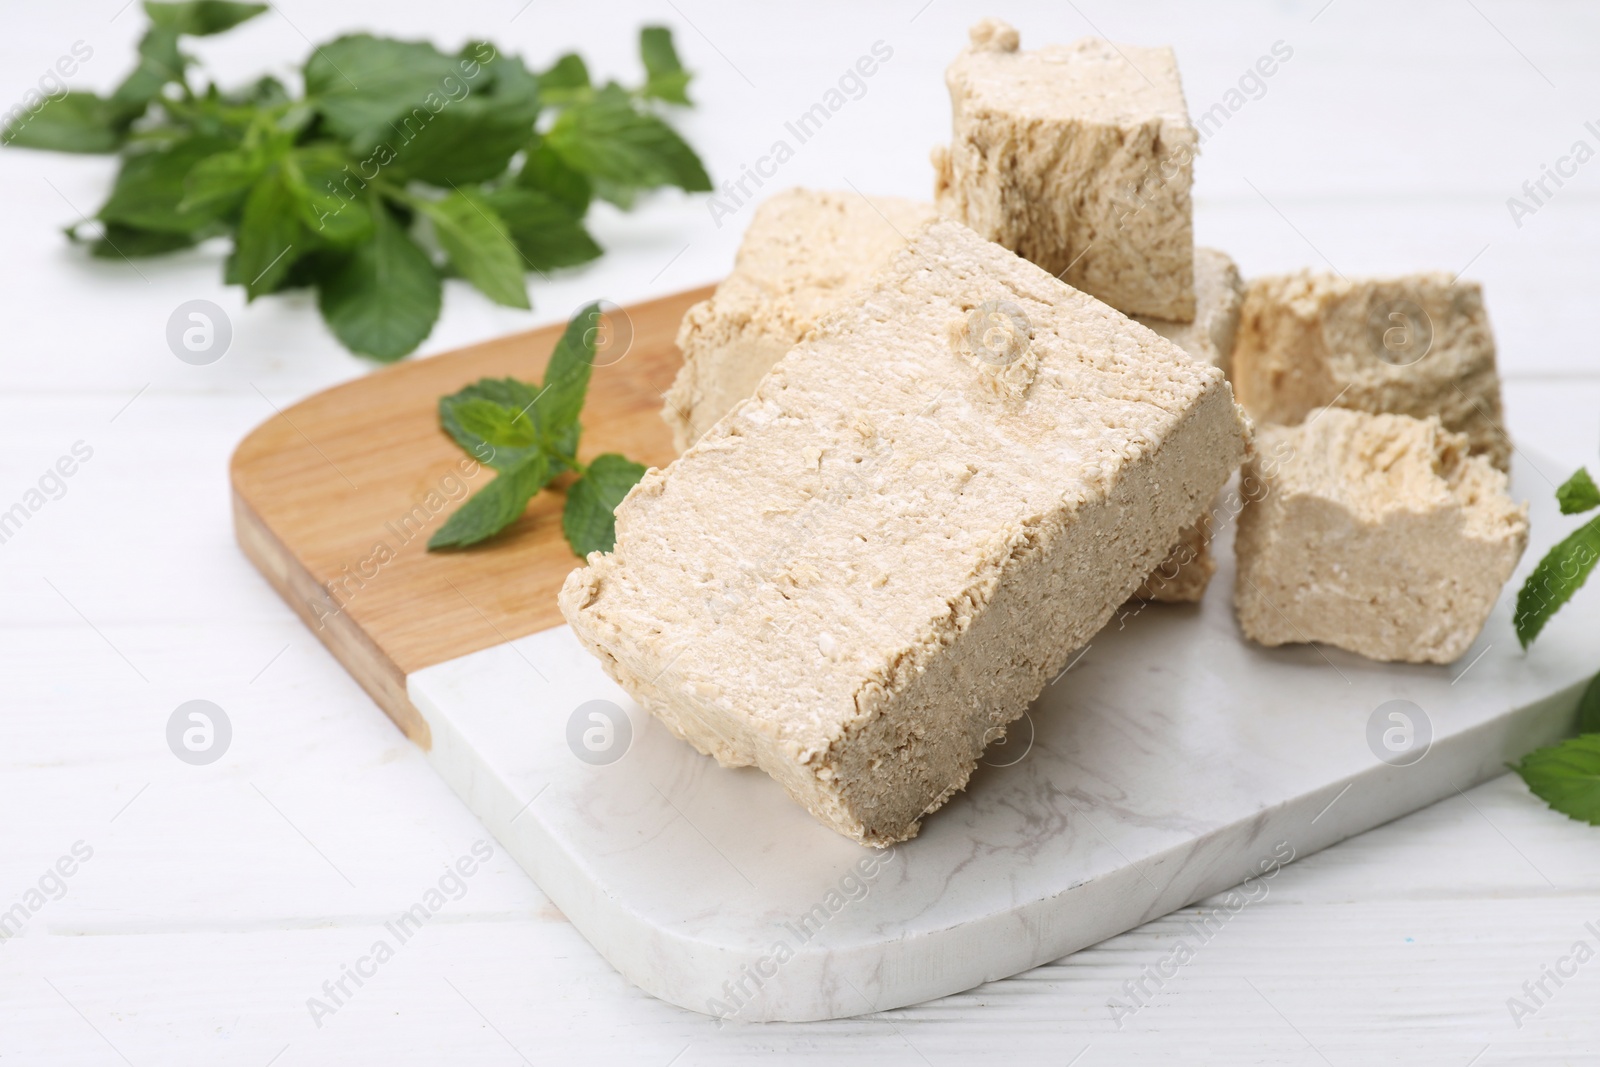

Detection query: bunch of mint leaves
xmin=1 ymin=1 xmax=709 ymax=360
xmin=1510 ymin=466 xmax=1600 ymax=824
xmin=431 ymin=302 xmax=645 ymax=556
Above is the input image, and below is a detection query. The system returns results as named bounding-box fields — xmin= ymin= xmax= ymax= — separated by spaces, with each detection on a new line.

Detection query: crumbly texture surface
xmin=561 ymin=218 xmax=1249 ymax=845
xmin=1134 ymin=248 xmax=1244 ymax=377
xmin=933 ymin=20 xmax=1197 ymax=320
xmin=1129 ymin=247 xmax=1246 ymax=602
xmin=1232 ymin=270 xmax=1511 ymax=470
xmin=1234 ymin=408 xmax=1527 ymax=664
xmin=663 ymin=189 xmax=937 ymax=451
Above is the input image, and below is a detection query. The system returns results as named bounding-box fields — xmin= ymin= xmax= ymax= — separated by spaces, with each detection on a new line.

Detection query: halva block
xmin=1232 ymin=271 xmax=1511 ymax=470
xmin=561 ymin=218 xmax=1249 ymax=845
xmin=1234 ymin=408 xmax=1527 ymax=664
xmin=934 ymin=19 xmax=1198 ymax=320
xmin=662 ymin=188 xmax=937 ymax=452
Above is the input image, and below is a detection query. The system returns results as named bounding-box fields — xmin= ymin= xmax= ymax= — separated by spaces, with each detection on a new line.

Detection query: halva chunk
xmin=933 ymin=19 xmax=1198 ymax=320
xmin=561 ymin=218 xmax=1249 ymax=845
xmin=1232 ymin=271 xmax=1511 ymax=470
xmin=1234 ymin=408 xmax=1527 ymax=664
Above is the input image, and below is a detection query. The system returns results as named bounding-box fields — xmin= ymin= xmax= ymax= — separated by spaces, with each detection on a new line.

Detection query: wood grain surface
xmin=229 ymin=286 xmax=712 ymax=745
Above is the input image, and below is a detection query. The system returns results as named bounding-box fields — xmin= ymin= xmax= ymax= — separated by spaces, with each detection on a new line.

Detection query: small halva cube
xmin=663 ymin=188 xmax=937 ymax=452
xmin=1232 ymin=271 xmax=1511 ymax=470
xmin=562 ymin=218 xmax=1249 ymax=845
xmin=1234 ymin=408 xmax=1527 ymax=664
xmin=934 ymin=19 xmax=1198 ymax=320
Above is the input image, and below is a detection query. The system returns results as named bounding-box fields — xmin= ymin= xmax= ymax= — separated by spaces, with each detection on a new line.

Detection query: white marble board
xmin=406 ymin=451 xmax=1588 ymax=1022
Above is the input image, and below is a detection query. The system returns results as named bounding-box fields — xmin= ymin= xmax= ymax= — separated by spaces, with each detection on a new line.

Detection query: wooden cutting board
xmin=229 ymin=285 xmax=713 ymax=747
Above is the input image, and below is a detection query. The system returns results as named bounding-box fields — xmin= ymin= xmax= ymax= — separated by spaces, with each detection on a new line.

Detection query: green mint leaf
xmin=539 ymin=53 xmax=591 ymax=99
xmin=180 ymin=146 xmax=265 ymax=215
xmin=304 ymin=35 xmax=463 ymax=144
xmin=99 ymin=136 xmax=231 ymax=233
xmin=545 ymin=87 xmax=710 ymax=195
xmin=438 ymin=379 xmax=547 ymax=471
xmin=451 ymin=399 xmax=538 ymax=449
xmin=537 ymin=302 xmax=602 ymax=445
xmin=420 ymin=189 xmax=529 ymax=309
xmin=477 ymin=44 xmax=541 ymax=100
xmin=283 ymin=145 xmax=373 ymax=244
xmin=1579 ymin=671 xmax=1600 ymax=735
xmin=227 ymin=74 xmax=290 ymax=108
xmin=385 ymin=76 xmax=540 ymax=185
xmin=591 ymin=178 xmax=640 ymax=210
xmin=393 ymin=126 xmax=539 ymax=186
xmin=1512 ymin=734 xmax=1600 ymax=825
xmin=113 ymin=26 xmax=187 ymax=106
xmin=482 ymin=187 xmax=602 ymax=271
xmin=639 ymin=26 xmax=692 ymax=105
xmin=1514 ymin=515 xmax=1600 ymax=648
xmin=144 ymin=1 xmax=268 ymax=35
xmin=1557 ymin=467 xmax=1600 ymax=515
xmin=516 ymin=135 xmax=592 ymax=215
xmin=228 ymin=165 xmax=307 ymax=298
xmin=428 ymin=453 xmax=552 ymax=550
xmin=276 ymin=250 xmax=336 ymax=292
xmin=563 ymin=453 xmax=647 ymax=557
xmin=1 ymin=92 xmax=133 ymax=154
xmin=85 ymin=223 xmax=200 ymax=259
xmin=316 ymin=204 xmax=441 ymax=360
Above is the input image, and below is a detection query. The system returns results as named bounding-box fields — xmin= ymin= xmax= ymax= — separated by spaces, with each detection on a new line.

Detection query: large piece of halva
xmin=1234 ymin=408 xmax=1527 ymax=664
xmin=662 ymin=189 xmax=937 ymax=452
xmin=561 ymin=218 xmax=1249 ymax=845
xmin=934 ymin=19 xmax=1197 ymax=320
xmin=1232 ymin=271 xmax=1511 ymax=470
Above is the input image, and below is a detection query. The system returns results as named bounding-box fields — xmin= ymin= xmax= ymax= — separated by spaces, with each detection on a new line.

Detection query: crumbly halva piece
xmin=1232 ymin=271 xmax=1511 ymax=470
xmin=1234 ymin=408 xmax=1527 ymax=664
xmin=561 ymin=218 xmax=1249 ymax=845
xmin=933 ymin=19 xmax=1198 ymax=320
xmin=669 ymin=189 xmax=1241 ymax=603
xmin=662 ymin=189 xmax=937 ymax=452
xmin=1131 ymin=247 xmax=1246 ymax=602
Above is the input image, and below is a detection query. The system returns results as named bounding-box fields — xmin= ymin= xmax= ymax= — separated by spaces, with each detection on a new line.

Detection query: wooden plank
xmin=229 ymin=286 xmax=712 ymax=745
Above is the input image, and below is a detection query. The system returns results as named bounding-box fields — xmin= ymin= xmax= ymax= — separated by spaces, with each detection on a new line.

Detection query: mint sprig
xmin=1513 ymin=734 xmax=1600 ymax=826
xmin=1556 ymin=467 xmax=1600 ymax=515
xmin=1514 ymin=466 xmax=1600 ymax=648
xmin=428 ymin=303 xmax=646 ymax=556
xmin=1504 ymin=471 xmax=1600 ymax=828
xmin=639 ymin=26 xmax=693 ymax=105
xmin=563 ymin=453 xmax=649 ymax=556
xmin=2 ymin=3 xmax=708 ymax=361
xmin=1512 ymin=671 xmax=1600 ymax=826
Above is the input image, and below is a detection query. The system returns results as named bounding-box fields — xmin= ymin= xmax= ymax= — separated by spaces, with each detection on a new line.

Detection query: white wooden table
xmin=4 ymin=1 xmax=1598 ymax=1062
